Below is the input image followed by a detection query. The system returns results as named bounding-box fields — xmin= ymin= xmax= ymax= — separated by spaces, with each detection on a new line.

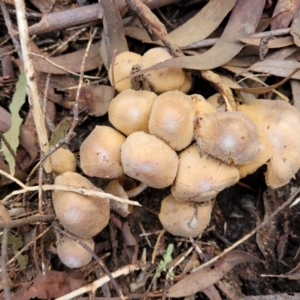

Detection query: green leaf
xmin=2 ymin=72 xmax=27 ymax=176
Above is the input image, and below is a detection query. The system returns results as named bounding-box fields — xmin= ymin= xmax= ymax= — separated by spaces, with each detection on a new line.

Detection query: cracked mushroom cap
xmin=171 ymin=145 xmax=240 ymax=202
xmin=57 ymin=235 xmax=95 ymax=268
xmin=50 ymin=148 xmax=76 ymax=175
xmin=80 ymin=126 xmax=126 ymax=178
xmin=108 ymin=51 xmax=142 ymax=92
xmin=52 ymin=172 xmax=109 ymax=238
xmin=139 ymin=47 xmax=185 ymax=94
xmin=194 ymin=111 xmax=263 ymax=165
xmin=121 ymin=131 xmax=178 ymax=188
xmin=149 ymin=91 xmax=195 ymax=151
xmin=108 ymin=89 xmax=157 ymax=136
xmin=237 ymin=99 xmax=300 ymax=188
xmin=159 ymin=194 xmax=212 ymax=237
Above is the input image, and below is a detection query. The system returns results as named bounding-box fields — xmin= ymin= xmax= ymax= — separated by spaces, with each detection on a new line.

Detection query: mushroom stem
xmin=126 ymin=182 xmax=148 ymax=198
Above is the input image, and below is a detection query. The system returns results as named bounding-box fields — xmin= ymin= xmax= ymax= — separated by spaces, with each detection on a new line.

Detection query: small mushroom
xmin=159 ymin=194 xmax=212 ymax=237
xmin=139 ymin=47 xmax=185 ymax=94
xmin=191 ymin=94 xmax=217 ymax=118
xmin=148 ymin=91 xmax=195 ymax=151
xmin=108 ymin=51 xmax=142 ymax=92
xmin=80 ymin=126 xmax=126 ymax=178
xmin=49 ymin=148 xmax=76 ymax=175
xmin=171 ymin=145 xmax=240 ymax=202
xmin=57 ymin=234 xmax=95 ymax=268
xmin=194 ymin=111 xmax=263 ymax=165
xmin=108 ymin=89 xmax=157 ymax=136
xmin=121 ymin=131 xmax=178 ymax=188
xmin=237 ymin=99 xmax=300 ymax=188
xmin=52 ymin=172 xmax=110 ymax=238
xmin=178 ymin=72 xmax=192 ymax=94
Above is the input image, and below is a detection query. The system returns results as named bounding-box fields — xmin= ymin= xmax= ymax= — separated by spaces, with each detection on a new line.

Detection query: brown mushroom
xmin=237 ymin=99 xmax=300 ymax=188
xmin=121 ymin=131 xmax=178 ymax=188
xmin=194 ymin=111 xmax=263 ymax=165
xmin=139 ymin=47 xmax=185 ymax=94
xmin=159 ymin=194 xmax=212 ymax=237
xmin=108 ymin=89 xmax=157 ymax=136
xmin=57 ymin=234 xmax=95 ymax=268
xmin=52 ymin=172 xmax=110 ymax=238
xmin=80 ymin=125 xmax=126 ymax=178
xmin=171 ymin=145 xmax=240 ymax=202
xmin=50 ymin=148 xmax=76 ymax=175
xmin=108 ymin=51 xmax=142 ymax=92
xmin=148 ymin=91 xmax=195 ymax=151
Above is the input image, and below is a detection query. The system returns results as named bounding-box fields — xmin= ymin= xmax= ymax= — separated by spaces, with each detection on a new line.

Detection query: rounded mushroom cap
xmin=52 ymin=172 xmax=110 ymax=238
xmin=108 ymin=89 xmax=157 ymax=136
xmin=0 ymin=204 xmax=11 ymax=221
xmin=108 ymin=51 xmax=142 ymax=92
xmin=80 ymin=126 xmax=126 ymax=178
xmin=172 ymin=145 xmax=240 ymax=202
xmin=159 ymin=194 xmax=212 ymax=237
xmin=57 ymin=235 xmax=95 ymax=268
xmin=121 ymin=131 xmax=178 ymax=188
xmin=207 ymin=93 xmax=226 ymax=112
xmin=50 ymin=148 xmax=76 ymax=175
xmin=238 ymin=99 xmax=300 ymax=188
xmin=178 ymin=72 xmax=192 ymax=94
xmin=194 ymin=111 xmax=263 ymax=165
xmin=139 ymin=47 xmax=185 ymax=94
xmin=148 ymin=91 xmax=195 ymax=151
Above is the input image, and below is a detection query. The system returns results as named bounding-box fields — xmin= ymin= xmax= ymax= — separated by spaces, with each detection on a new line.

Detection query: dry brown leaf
xmin=240 ymin=36 xmax=294 ymax=48
xmin=291 ymin=8 xmax=300 ymax=46
xmin=30 ymin=41 xmax=102 ymax=74
xmin=9 ymin=270 xmax=84 ymax=300
xmin=0 ymin=106 xmax=12 ymax=133
xmin=100 ymin=0 xmax=128 ymax=69
xmin=168 ymin=0 xmax=237 ymax=48
xmin=291 ymin=79 xmax=300 ymax=110
xmin=0 ymin=160 xmax=27 ymax=186
xmin=167 ymin=250 xmax=262 ymax=298
xmin=271 ymin=0 xmax=300 ymax=30
xmin=140 ymin=0 xmax=265 ymax=71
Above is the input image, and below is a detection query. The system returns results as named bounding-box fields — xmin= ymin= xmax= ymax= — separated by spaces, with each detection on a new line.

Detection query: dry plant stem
xmin=0 ymin=2 xmax=22 ymax=58
xmin=1 ymin=183 xmax=141 ymax=206
xmin=0 ymin=214 xmax=55 ymax=230
xmin=14 ymin=0 xmax=52 ymax=174
xmin=1 ymin=228 xmax=12 ymax=300
xmin=56 ymin=262 xmax=144 ymax=300
xmin=192 ymin=187 xmax=300 ymax=273
xmin=125 ymin=0 xmax=183 ymax=58
xmin=53 ymin=223 xmax=124 ymax=299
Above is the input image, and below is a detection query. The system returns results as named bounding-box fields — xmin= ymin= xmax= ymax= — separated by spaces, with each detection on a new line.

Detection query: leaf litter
xmin=1 ymin=0 xmax=300 ymax=299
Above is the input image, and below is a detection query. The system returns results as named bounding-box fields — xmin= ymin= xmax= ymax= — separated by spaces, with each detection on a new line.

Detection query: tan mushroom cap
xmin=194 ymin=111 xmax=263 ymax=165
xmin=139 ymin=47 xmax=185 ymax=94
xmin=237 ymin=99 xmax=300 ymax=188
xmin=108 ymin=89 xmax=157 ymax=136
xmin=121 ymin=131 xmax=178 ymax=188
xmin=108 ymin=51 xmax=142 ymax=92
xmin=178 ymin=72 xmax=192 ymax=94
xmin=52 ymin=172 xmax=110 ymax=238
xmin=191 ymin=94 xmax=217 ymax=118
xmin=149 ymin=91 xmax=195 ymax=151
xmin=50 ymin=148 xmax=76 ymax=175
xmin=159 ymin=194 xmax=212 ymax=237
xmin=57 ymin=235 xmax=95 ymax=268
xmin=172 ymin=145 xmax=239 ymax=202
xmin=80 ymin=125 xmax=125 ymax=178
xmin=207 ymin=93 xmax=226 ymax=112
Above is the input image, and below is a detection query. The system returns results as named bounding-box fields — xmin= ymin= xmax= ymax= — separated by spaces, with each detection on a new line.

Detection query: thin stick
xmin=56 ymin=262 xmax=144 ymax=300
xmin=14 ymin=0 xmax=52 ymax=174
xmin=0 ymin=214 xmax=55 ymax=230
xmin=191 ymin=187 xmax=300 ymax=273
xmin=1 ymin=228 xmax=12 ymax=300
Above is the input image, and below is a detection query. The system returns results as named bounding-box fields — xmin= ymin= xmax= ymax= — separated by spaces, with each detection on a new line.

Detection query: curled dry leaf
xmin=142 ymin=0 xmax=265 ymax=70
xmin=167 ymin=250 xmax=262 ymax=298
xmin=291 ymin=8 xmax=300 ymax=47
